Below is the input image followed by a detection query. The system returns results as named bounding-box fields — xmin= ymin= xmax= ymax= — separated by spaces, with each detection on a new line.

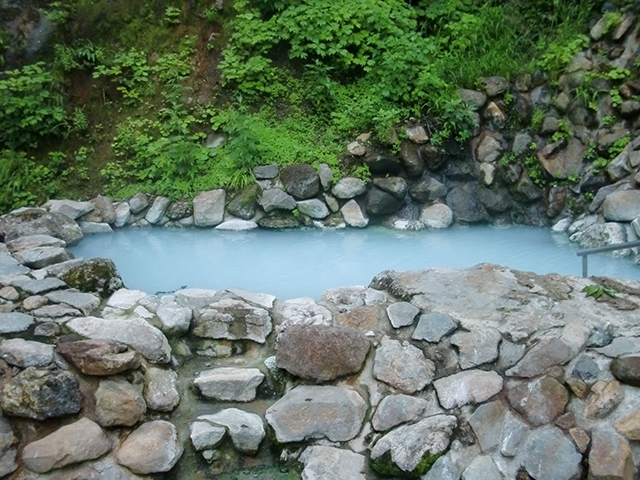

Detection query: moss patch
xmin=370 ymin=450 xmax=441 ymax=478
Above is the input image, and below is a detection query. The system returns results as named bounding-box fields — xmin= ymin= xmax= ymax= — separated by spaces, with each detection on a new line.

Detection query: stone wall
xmin=0 ymin=207 xmax=639 ymax=479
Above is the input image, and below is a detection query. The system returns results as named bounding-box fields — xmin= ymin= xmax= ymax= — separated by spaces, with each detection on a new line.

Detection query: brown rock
xmin=507 ymin=376 xmax=569 ymax=426
xmin=584 ymin=380 xmax=624 ymax=419
xmin=336 ymin=306 xmax=381 ymax=331
xmin=588 ymin=427 xmax=635 ymax=480
xmin=555 ymin=412 xmax=576 ymax=430
xmin=95 ymin=379 xmax=146 ymax=427
xmin=614 ymin=407 xmax=640 ymax=441
xmin=569 ymin=427 xmax=590 ymax=453
xmin=611 ymin=356 xmax=640 ymax=387
xmin=276 ymin=325 xmax=370 ymax=382
xmin=56 ymin=339 xmax=141 ymax=376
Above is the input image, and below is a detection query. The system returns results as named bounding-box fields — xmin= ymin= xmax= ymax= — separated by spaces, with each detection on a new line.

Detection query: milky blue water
xmin=69 ymin=225 xmax=640 ymax=300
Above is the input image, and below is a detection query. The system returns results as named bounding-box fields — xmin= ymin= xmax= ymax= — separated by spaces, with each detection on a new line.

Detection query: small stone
xmin=197 ymin=409 xmax=265 ymax=453
xmin=411 ymin=313 xmax=457 ymax=342
xmin=372 ymin=394 xmax=431 ymax=432
xmin=194 ymin=367 xmax=264 ymax=402
xmin=434 ymin=370 xmax=503 ymax=409
xmin=340 ymin=200 xmax=368 ymax=228
xmin=373 ymin=336 xmax=435 ymax=393
xmin=0 ymin=338 xmax=55 ymax=368
xmin=614 ymin=406 xmax=640 ymax=441
xmin=300 ymin=446 xmax=366 ymax=480
xmin=190 ymin=421 xmax=226 ymax=451
xmin=569 ymin=427 xmax=591 ymax=453
xmin=507 ymin=376 xmax=569 ymax=427
xmin=584 ymin=380 xmax=624 ymax=419
xmin=461 ymin=455 xmax=502 ymax=480
xmin=0 ymin=287 xmax=18 ymax=301
xmin=386 ymin=302 xmax=419 ymax=328
xmin=521 ymin=426 xmax=582 ymax=480
xmin=332 ymin=178 xmax=368 ymax=199
xmin=506 ymin=338 xmax=573 ymax=378
xmin=611 ymin=356 xmax=640 ymax=386
xmin=95 ymin=378 xmax=146 ymax=427
xmin=144 ymin=367 xmax=180 ymax=412
xmin=450 ymin=329 xmax=501 ymax=369
xmin=588 ymin=427 xmax=635 ymax=480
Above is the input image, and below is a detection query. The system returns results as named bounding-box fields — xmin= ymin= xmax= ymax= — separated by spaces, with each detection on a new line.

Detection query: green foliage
xmin=0 ymin=63 xmax=68 ymax=149
xmin=370 ymin=450 xmax=441 ymax=478
xmin=0 ymin=150 xmax=59 ymax=212
xmin=43 ymin=1 xmax=71 ymax=24
xmin=54 ymin=41 xmax=105 ymax=72
xmin=93 ymin=48 xmax=152 ymax=105
xmin=609 ymin=136 xmax=631 ymax=158
xmin=524 ymin=154 xmax=547 ymax=187
xmin=535 ymin=34 xmax=589 ymax=78
xmin=531 ymin=109 xmax=545 ymax=132
xmin=551 ymin=119 xmax=572 ymax=142
xmin=583 ymin=284 xmax=617 ymax=299
xmin=164 ymin=7 xmax=182 ymax=25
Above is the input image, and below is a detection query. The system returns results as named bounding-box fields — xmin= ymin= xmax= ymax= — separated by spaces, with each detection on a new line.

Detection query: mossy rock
xmin=370 ymin=450 xmax=441 ymax=478
xmin=61 ymin=258 xmax=124 ymax=298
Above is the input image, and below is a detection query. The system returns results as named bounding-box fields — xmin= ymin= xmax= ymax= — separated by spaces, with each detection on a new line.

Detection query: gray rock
xmin=596 ymin=337 xmax=640 ymax=358
xmin=318 ymin=163 xmax=334 ymax=191
xmin=468 ymin=401 xmax=506 ymax=453
xmin=114 ymin=202 xmax=132 ymax=228
xmin=0 ymin=338 xmax=54 ymax=367
xmin=156 ymin=301 xmax=192 ymax=335
xmin=190 ymin=420 xmax=226 ymax=451
xmin=370 ymin=415 xmax=457 ymax=474
xmin=340 ymin=200 xmax=368 ymax=228
xmin=254 ymin=163 xmax=279 ymax=179
xmin=372 ymin=394 xmax=431 ymax=432
xmin=611 ymin=355 xmax=640 ymax=386
xmin=0 ymin=367 xmax=81 ymax=420
xmin=482 ymin=76 xmax=509 ymax=96
xmin=259 ymin=188 xmax=297 ymax=212
xmin=409 ymin=175 xmax=447 ymax=203
xmin=22 ymin=418 xmax=110 ymax=473
xmin=193 ymin=298 xmax=272 ymax=343
xmin=506 ymin=338 xmax=573 ymax=377
xmin=0 ymin=253 xmax=30 ymax=276
xmin=513 ymin=132 xmax=533 ymax=155
xmin=61 ymin=258 xmax=124 ymax=298
xmin=215 ymin=219 xmax=258 ymax=231
xmin=459 ymin=89 xmax=487 ymax=109
xmin=174 ymin=287 xmax=219 ymax=310
xmin=197 ymin=409 xmax=265 ymax=453
xmin=411 ymin=313 xmax=457 ymax=343
xmin=366 ymin=187 xmax=405 ymax=215
xmin=300 ymin=446 xmax=366 ymax=480
xmin=500 ymin=409 xmax=530 ymax=457
xmin=32 ymin=303 xmax=81 ymax=318
xmin=265 ymin=385 xmax=366 ymax=442
xmin=399 ymin=140 xmax=425 ymax=177
xmin=446 ymin=187 xmax=489 ymax=223
xmin=281 ymin=164 xmax=320 ymax=200
xmin=373 ymin=177 xmax=408 ymax=200
xmin=145 ymin=196 xmax=170 ymax=224
xmin=90 ymin=195 xmax=117 ymax=224
xmin=258 ymin=211 xmax=300 ymax=229
xmin=227 ymin=184 xmax=260 ymax=220
xmin=434 ymin=370 xmax=503 ymax=409
xmin=276 ymin=325 xmax=369 ymax=381
xmin=450 ymin=329 xmax=501 ymax=369
xmin=496 ymin=340 xmax=526 ymax=370
xmin=476 ymin=134 xmax=503 ymax=163
xmin=128 ymin=193 xmax=149 ymax=214
xmin=66 ymin=316 xmax=172 ymax=364
xmin=461 ymin=455 xmax=502 ymax=480
xmin=0 ymin=417 xmax=18 ymax=477
xmin=5 ymin=234 xmax=66 ymax=252
xmin=386 ymin=302 xmax=419 ymax=328
xmin=56 ymin=339 xmax=141 ymax=376
xmin=603 ymin=190 xmax=640 ymax=221
xmin=79 ymin=221 xmax=114 ymax=234
xmin=144 ymin=366 xmax=179 ymax=412
xmin=95 ymin=378 xmax=146 ymax=427
xmin=521 ymin=425 xmax=582 ymax=480
xmin=507 ymin=376 xmax=569 ymax=426
xmin=570 ymin=222 xmax=628 ymax=253
xmin=0 ymin=208 xmax=83 ymax=245
xmin=373 ymin=336 xmax=435 ymax=393
xmin=46 ymin=290 xmax=100 ymax=315
xmin=419 ymin=203 xmax=453 ymax=229
xmin=0 ymin=312 xmax=34 ymax=334
xmin=226 ymin=287 xmax=276 ymax=309
xmin=332 ymin=178 xmax=368 ymax=199
xmin=115 ymin=420 xmax=183 ymax=474
xmin=194 ymin=367 xmax=264 ymax=402
xmin=12 ymin=277 xmax=67 ymax=294
xmin=297 ymin=199 xmax=330 ymax=219
xmin=422 ymin=455 xmax=458 ymax=480
xmin=193 ymin=190 xmax=225 ymax=227
xmin=44 ymin=199 xmax=95 ymax=219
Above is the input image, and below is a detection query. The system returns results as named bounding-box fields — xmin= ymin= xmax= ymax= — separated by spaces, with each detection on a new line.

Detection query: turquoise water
xmin=69 ymin=225 xmax=640 ymax=300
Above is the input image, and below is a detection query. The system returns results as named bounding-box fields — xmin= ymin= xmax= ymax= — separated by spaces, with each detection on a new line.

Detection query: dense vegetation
xmin=0 ymin=0 xmax=637 ymax=212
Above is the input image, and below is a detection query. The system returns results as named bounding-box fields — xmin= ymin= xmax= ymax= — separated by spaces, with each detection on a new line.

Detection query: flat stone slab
xmin=45 ymin=290 xmax=100 ymax=315
xmin=506 ymin=338 xmax=573 ymax=377
xmin=386 ymin=302 xmax=420 ymax=328
xmin=194 ymin=367 xmax=265 ymax=402
xmin=372 ymin=394 xmax=433 ymax=432
xmin=13 ymin=247 xmax=71 ymax=269
xmin=507 ymin=376 xmax=569 ymax=426
xmin=107 ymin=289 xmax=147 ymax=310
xmin=6 ymin=234 xmax=66 ymax=252
xmin=0 ymin=312 xmax=34 ymax=334
xmin=193 ymin=298 xmax=272 ymax=343
xmin=66 ymin=316 xmax=171 ymax=363
xmin=373 ymin=336 xmax=435 ymax=393
xmin=265 ymin=385 xmax=366 ymax=443
xmin=434 ymin=370 xmax=504 ymax=409
xmin=521 ymin=425 xmax=582 ymax=480
xmin=144 ymin=367 xmax=180 ymax=412
xmin=412 ymin=313 xmax=458 ymax=342
xmin=56 ymin=339 xmax=141 ymax=375
xmin=175 ymin=288 xmax=219 ymax=310
xmin=451 ymin=329 xmax=501 ymax=369
xmin=0 ymin=338 xmax=55 ymax=368
xmin=215 ymin=219 xmax=258 ymax=231
xmin=22 ymin=418 xmax=110 ymax=473
xmin=11 ymin=278 xmax=67 ymax=294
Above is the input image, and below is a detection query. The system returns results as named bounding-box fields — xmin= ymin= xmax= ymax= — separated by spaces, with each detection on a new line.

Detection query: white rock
xmin=434 ymin=370 xmax=504 ymax=409
xmin=194 ymin=367 xmax=265 ymax=402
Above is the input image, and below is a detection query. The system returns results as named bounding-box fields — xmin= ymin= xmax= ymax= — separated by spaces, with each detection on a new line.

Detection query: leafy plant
xmin=583 ymin=284 xmax=617 ymax=299
xmin=164 ymin=7 xmax=182 ymax=26
xmin=0 ymin=63 xmax=68 ymax=149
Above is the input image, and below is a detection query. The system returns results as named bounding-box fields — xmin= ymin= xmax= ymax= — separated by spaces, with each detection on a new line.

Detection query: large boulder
xmin=194 ymin=367 xmax=264 ymax=402
xmin=144 ymin=366 xmax=180 ymax=412
xmin=258 ymin=189 xmax=297 ymax=212
xmin=409 ymin=175 xmax=447 ymax=203
xmin=332 ymin=178 xmax=367 ymax=199
xmin=446 ymin=187 xmax=489 ymax=223
xmin=56 ymin=339 xmax=141 ymax=376
xmin=195 ymin=409 xmax=265 ymax=454
xmin=192 ymin=298 xmax=272 ymax=343
xmin=95 ymin=378 xmax=146 ymax=427
xmin=1 ymin=367 xmax=81 ymax=420
xmin=61 ymin=258 xmax=124 ymax=298
xmin=0 ymin=208 xmax=83 ymax=245
xmin=276 ymin=325 xmax=370 ymax=381
xmin=265 ymin=385 xmax=366 ymax=443
xmin=44 ymin=199 xmax=95 ymax=220
xmin=227 ymin=184 xmax=260 ymax=219
xmin=373 ymin=336 xmax=435 ymax=393
xmin=280 ymin=164 xmax=320 ymax=200
xmin=366 ymin=187 xmax=405 ymax=216
xmin=602 ymin=190 xmax=640 ymax=221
